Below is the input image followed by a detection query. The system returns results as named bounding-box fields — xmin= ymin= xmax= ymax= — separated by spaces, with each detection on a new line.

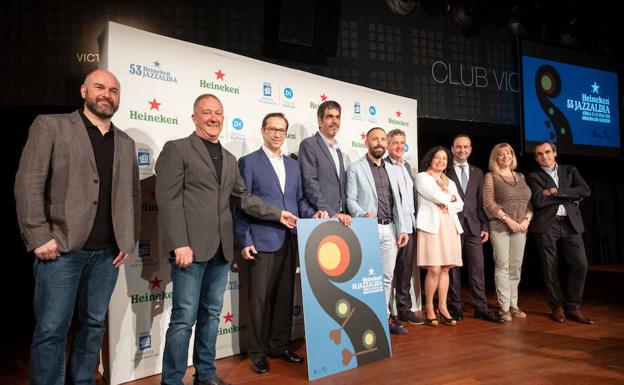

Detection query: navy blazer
xmin=298 ymin=132 xmax=347 ymax=216
xmin=447 ymin=163 xmax=489 ymax=236
xmin=526 ymin=164 xmax=590 ymax=234
xmin=236 ymin=148 xmax=316 ymax=252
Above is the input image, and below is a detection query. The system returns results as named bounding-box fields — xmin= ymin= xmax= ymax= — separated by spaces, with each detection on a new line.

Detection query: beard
xmin=85 ymin=95 xmax=118 ymax=119
xmin=369 ymin=146 xmax=385 ymax=159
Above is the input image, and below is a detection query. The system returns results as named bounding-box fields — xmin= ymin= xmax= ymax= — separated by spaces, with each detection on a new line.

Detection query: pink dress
xmin=417 ymin=206 xmax=462 ymax=267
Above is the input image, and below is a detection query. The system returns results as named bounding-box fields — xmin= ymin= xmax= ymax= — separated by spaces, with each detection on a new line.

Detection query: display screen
xmin=521 ymin=40 xmax=621 ymax=157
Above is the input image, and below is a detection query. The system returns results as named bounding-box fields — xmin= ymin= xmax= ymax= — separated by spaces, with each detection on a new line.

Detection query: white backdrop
xmin=100 ymin=22 xmax=419 ymax=384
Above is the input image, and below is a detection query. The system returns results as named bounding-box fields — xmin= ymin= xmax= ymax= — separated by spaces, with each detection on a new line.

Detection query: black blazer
xmin=526 ymin=164 xmax=591 ymax=234
xmin=447 ymin=163 xmax=489 ymax=236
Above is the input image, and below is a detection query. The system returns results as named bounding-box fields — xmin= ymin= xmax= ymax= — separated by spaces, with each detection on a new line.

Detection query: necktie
xmin=459 ymin=165 xmax=468 ymax=193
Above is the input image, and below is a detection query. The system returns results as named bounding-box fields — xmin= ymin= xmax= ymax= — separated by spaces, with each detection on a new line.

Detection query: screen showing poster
xmin=520 ymin=40 xmax=621 ymax=157
xmin=297 ymin=218 xmax=391 ymax=381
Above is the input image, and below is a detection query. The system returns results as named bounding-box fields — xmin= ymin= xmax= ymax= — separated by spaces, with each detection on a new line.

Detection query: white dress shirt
xmin=319 ymin=132 xmax=341 ymax=179
xmin=262 ymin=145 xmax=286 ymax=193
xmin=542 ymin=164 xmax=567 ymax=216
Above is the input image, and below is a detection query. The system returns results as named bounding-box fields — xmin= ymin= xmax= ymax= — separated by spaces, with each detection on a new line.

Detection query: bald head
xmin=80 ymin=69 xmax=120 ymax=120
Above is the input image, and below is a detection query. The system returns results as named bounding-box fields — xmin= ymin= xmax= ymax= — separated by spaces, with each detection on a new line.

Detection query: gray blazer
xmin=155 ymin=133 xmax=281 ymax=262
xmin=15 ymin=110 xmax=141 ymax=254
xmin=298 ymin=132 xmax=347 ymax=216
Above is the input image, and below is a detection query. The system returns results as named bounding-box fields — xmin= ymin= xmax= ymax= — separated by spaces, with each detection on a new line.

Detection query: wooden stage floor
xmin=2 ymin=264 xmax=623 ymax=385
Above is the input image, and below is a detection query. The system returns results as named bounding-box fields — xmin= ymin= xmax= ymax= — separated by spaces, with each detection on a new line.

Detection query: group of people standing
xmin=15 ymin=69 xmax=593 ymax=385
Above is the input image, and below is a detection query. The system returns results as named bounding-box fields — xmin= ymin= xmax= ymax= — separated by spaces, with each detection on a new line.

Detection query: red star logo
xmin=395 ymin=110 xmax=402 ymax=117
xmin=215 ymin=69 xmax=225 ymax=80
xmin=148 ymin=98 xmax=161 ymax=111
xmin=149 ymin=276 xmax=162 ymax=289
xmin=360 ymin=132 xmax=366 ymax=140
xmin=223 ymin=312 xmax=234 ymax=324
xmin=148 ymin=190 xmax=156 ymax=200
xmin=320 ymin=93 xmax=328 ymax=102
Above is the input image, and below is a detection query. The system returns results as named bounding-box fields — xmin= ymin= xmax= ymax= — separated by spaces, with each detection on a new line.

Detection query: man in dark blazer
xmin=447 ymin=134 xmax=503 ymax=323
xmin=15 ymin=69 xmax=141 ymax=385
xmin=236 ymin=112 xmax=325 ymax=374
xmin=156 ymin=95 xmax=298 ymax=385
xmin=527 ymin=141 xmax=592 ymax=324
xmin=298 ymin=100 xmax=352 ymax=225
xmin=385 ymin=129 xmax=424 ymax=325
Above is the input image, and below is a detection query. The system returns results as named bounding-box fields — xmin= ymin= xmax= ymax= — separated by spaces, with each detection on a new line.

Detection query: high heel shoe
xmin=425 ymin=315 xmax=438 ymax=326
xmin=437 ymin=310 xmax=457 ymax=326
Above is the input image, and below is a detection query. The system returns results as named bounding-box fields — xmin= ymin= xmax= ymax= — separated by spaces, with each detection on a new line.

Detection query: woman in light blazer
xmin=416 ymin=146 xmax=464 ymax=326
xmin=483 ymin=143 xmax=532 ymax=322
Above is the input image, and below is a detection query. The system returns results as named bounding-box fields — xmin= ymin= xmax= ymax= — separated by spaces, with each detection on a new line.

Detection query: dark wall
xmin=3 ymin=0 xmax=623 ymax=346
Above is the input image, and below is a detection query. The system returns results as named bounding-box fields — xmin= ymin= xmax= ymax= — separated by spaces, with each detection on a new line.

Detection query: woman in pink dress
xmin=415 ymin=147 xmax=464 ymax=326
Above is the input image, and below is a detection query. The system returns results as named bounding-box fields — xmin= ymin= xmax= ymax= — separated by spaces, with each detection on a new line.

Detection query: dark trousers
xmin=247 ymin=233 xmax=297 ymax=360
xmin=534 ymin=216 xmax=588 ymax=311
xmin=393 ymin=232 xmax=415 ymax=315
xmin=448 ymin=233 xmax=489 ymax=312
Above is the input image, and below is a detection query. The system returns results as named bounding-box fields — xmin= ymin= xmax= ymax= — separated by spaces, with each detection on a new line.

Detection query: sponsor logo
xmin=405 ymin=143 xmax=410 ymax=153
xmin=129 ymin=99 xmax=179 ymax=125
xmin=130 ymin=290 xmax=173 ymax=304
xmin=351 ymin=267 xmax=384 ymax=294
xmin=138 ymin=240 xmax=150 ymax=258
xmin=280 ymin=86 xmax=296 ymax=108
xmin=217 ymin=312 xmax=248 ymax=336
xmin=149 ymin=276 xmax=162 ymax=289
xmin=128 ymin=60 xmax=178 ymax=83
xmin=566 ymin=82 xmax=612 ymax=124
xmin=138 ymin=332 xmax=152 ymax=350
xmin=388 ymin=111 xmax=409 ymax=127
xmin=259 ymin=81 xmax=277 ymax=105
xmin=309 ymin=93 xmax=329 ymax=110
xmin=199 ymin=69 xmax=240 ymax=94
xmin=230 ymin=117 xmax=245 ymax=142
xmin=351 ymin=132 xmax=366 ymax=149
xmin=286 ymin=132 xmax=296 ymax=140
xmin=352 ymin=101 xmax=364 ymax=121
xmin=283 ymin=87 xmax=294 ymax=99
xmin=137 ymin=148 xmax=150 ymax=166
xmin=367 ymin=105 xmax=378 ymax=123
xmin=225 ymin=279 xmax=240 ymax=291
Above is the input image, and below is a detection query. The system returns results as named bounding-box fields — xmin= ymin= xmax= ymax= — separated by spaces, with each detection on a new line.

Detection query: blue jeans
xmin=30 ymin=246 xmax=119 ymax=385
xmin=161 ymin=254 xmax=230 ymax=385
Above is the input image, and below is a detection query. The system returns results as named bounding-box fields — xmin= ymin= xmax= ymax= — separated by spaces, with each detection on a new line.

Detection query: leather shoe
xmin=398 ymin=311 xmax=425 ymax=325
xmin=449 ymin=308 xmax=464 ymax=321
xmin=474 ymin=309 xmax=504 ymax=323
xmin=270 ymin=349 xmax=304 ymax=364
xmin=566 ymin=309 xmax=594 ymax=324
xmin=550 ymin=307 xmax=565 ymax=323
xmin=251 ymin=357 xmax=269 ymax=374
xmin=193 ymin=375 xmax=231 ymax=385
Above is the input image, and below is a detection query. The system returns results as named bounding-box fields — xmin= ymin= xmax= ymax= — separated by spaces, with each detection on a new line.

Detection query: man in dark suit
xmin=15 ymin=69 xmax=141 ymax=385
xmin=385 ymin=129 xmax=424 ymax=326
xmin=156 ymin=94 xmax=298 ymax=385
xmin=299 ymin=100 xmax=352 ymax=225
xmin=236 ymin=112 xmax=326 ymax=374
xmin=526 ymin=141 xmax=592 ymax=324
xmin=447 ymin=134 xmax=503 ymax=323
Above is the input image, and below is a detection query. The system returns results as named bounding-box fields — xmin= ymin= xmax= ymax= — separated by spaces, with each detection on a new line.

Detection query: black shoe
xmin=251 ymin=357 xmax=269 ymax=374
xmin=437 ymin=310 xmax=457 ymax=326
xmin=194 ymin=375 xmax=232 ymax=385
xmin=449 ymin=308 xmax=464 ymax=321
xmin=398 ymin=311 xmax=425 ymax=325
xmin=474 ymin=309 xmax=504 ymax=323
xmin=270 ymin=349 xmax=304 ymax=364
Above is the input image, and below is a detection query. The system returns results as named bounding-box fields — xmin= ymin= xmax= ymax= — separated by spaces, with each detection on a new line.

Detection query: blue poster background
xmin=522 ymin=55 xmax=620 ymax=148
xmin=297 ymin=218 xmax=391 ymax=381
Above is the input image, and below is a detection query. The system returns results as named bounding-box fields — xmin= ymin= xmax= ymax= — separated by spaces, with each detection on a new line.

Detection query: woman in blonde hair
xmin=483 ymin=143 xmax=532 ymax=321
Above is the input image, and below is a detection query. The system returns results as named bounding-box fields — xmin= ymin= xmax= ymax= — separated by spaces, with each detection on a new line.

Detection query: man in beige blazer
xmin=14 ymin=69 xmax=141 ymax=385
xmin=156 ymin=94 xmax=297 ymax=385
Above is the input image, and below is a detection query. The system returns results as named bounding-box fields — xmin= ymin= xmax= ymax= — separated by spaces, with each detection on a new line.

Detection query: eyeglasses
xmin=264 ymin=127 xmax=287 ymax=136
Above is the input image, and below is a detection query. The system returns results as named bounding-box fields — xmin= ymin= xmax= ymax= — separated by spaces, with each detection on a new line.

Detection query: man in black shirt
xmin=15 ymin=69 xmax=141 ymax=385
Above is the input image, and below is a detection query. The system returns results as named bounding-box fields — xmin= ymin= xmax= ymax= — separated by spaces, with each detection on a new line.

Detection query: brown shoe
xmin=566 ymin=309 xmax=594 ymax=324
xmin=550 ymin=307 xmax=565 ymax=323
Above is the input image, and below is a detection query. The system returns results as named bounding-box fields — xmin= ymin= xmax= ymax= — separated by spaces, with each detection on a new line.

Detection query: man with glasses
xmin=236 ymin=112 xmax=326 ymax=374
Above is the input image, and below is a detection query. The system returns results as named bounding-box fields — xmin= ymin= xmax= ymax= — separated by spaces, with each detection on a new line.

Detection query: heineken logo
xmin=320 ymin=93 xmax=328 ymax=102
xmin=388 ymin=117 xmax=409 ymax=127
xmin=286 ymin=132 xmax=296 ymax=140
xmin=130 ymin=99 xmax=179 ymax=125
xmin=217 ymin=323 xmax=247 ymax=336
xmin=199 ymin=69 xmax=240 ymax=94
xmin=130 ymin=290 xmax=173 ymax=304
xmin=309 ymin=101 xmax=320 ymax=110
xmin=351 ymin=140 xmax=366 ymax=149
